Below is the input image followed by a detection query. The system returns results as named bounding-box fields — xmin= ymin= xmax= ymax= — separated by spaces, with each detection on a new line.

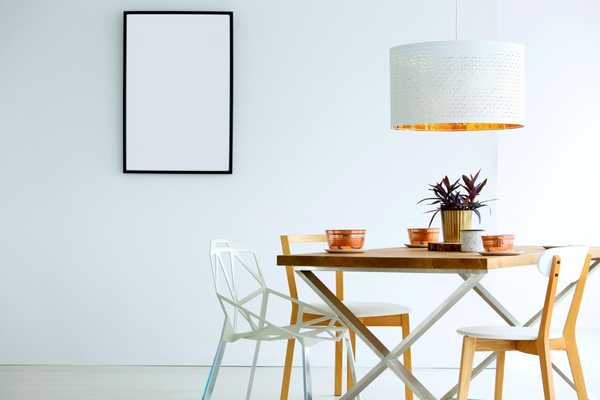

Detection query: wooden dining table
xmin=277 ymin=246 xmax=600 ymax=400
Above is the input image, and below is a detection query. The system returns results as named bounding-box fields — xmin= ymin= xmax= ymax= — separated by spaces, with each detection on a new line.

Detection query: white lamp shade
xmin=390 ymin=40 xmax=525 ymax=131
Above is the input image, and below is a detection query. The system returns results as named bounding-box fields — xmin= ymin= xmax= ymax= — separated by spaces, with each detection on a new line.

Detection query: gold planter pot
xmin=441 ymin=210 xmax=473 ymax=243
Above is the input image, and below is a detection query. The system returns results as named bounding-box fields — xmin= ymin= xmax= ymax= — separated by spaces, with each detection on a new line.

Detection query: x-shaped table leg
xmin=441 ymin=259 xmax=600 ymax=400
xmin=298 ymin=270 xmax=486 ymax=400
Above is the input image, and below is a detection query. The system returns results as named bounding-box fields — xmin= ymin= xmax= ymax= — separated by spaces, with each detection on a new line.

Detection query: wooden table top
xmin=277 ymin=246 xmax=600 ymax=272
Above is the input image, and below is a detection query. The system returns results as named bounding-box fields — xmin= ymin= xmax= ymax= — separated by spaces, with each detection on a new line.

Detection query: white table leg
xmin=298 ymin=270 xmax=485 ymax=400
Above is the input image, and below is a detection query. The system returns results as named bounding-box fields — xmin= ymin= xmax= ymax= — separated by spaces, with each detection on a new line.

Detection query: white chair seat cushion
xmin=307 ymin=301 xmax=409 ymax=318
xmin=457 ymin=326 xmax=561 ymax=340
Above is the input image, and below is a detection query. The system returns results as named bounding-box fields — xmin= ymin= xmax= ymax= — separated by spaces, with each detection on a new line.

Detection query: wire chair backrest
xmin=209 ymin=240 xmax=269 ymax=337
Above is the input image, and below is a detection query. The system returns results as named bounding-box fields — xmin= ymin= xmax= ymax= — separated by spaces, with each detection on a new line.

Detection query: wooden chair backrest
xmin=537 ymin=251 xmax=592 ymax=340
xmin=280 ymin=234 xmax=344 ymax=303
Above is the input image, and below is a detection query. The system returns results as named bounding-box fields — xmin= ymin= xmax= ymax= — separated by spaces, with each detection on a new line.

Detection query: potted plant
xmin=418 ymin=170 xmax=493 ymax=243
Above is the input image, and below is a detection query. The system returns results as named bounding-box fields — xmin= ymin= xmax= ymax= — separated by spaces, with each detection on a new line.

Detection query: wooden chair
xmin=279 ymin=234 xmax=413 ymax=400
xmin=455 ymin=246 xmax=592 ymax=400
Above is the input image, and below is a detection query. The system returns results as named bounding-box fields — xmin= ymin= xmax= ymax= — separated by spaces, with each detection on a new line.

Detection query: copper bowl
xmin=326 ymin=229 xmax=366 ymax=250
xmin=481 ymin=234 xmax=515 ymax=252
xmin=407 ymin=228 xmax=440 ymax=245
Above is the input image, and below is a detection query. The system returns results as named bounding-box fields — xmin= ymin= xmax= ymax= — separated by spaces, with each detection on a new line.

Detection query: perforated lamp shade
xmin=390 ymin=40 xmax=525 ymax=131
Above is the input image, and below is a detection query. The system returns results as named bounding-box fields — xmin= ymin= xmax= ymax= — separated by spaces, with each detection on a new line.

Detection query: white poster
xmin=124 ymin=12 xmax=232 ymax=173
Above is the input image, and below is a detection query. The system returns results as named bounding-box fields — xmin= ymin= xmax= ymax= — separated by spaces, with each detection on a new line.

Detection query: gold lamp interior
xmin=392 ymin=122 xmax=524 ymax=132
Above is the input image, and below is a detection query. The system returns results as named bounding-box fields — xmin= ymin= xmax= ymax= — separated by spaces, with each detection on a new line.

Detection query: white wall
xmin=496 ymin=0 xmax=600 ymax=329
xmin=5 ymin=0 xmax=593 ymax=370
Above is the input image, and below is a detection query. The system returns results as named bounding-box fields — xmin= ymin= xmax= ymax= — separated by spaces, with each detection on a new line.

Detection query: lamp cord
xmin=497 ymin=0 xmax=503 ymax=40
xmin=455 ymin=0 xmax=459 ymax=40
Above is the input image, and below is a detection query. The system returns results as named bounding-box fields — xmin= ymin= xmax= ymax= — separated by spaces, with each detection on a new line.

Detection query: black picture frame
xmin=123 ymin=11 xmax=233 ymax=174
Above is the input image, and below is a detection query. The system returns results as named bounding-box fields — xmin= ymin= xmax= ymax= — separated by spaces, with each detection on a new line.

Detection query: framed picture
xmin=123 ymin=11 xmax=233 ymax=174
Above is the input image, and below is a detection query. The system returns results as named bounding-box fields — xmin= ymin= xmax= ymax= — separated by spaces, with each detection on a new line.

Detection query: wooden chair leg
xmin=538 ymin=343 xmax=556 ymax=400
xmin=494 ymin=351 xmax=505 ymax=400
xmin=457 ymin=336 xmax=477 ymax=400
xmin=335 ymin=333 xmax=343 ymax=396
xmin=401 ymin=314 xmax=413 ymax=400
xmin=346 ymin=330 xmax=357 ymax=390
xmin=565 ymin=338 xmax=588 ymax=399
xmin=279 ymin=338 xmax=295 ymax=400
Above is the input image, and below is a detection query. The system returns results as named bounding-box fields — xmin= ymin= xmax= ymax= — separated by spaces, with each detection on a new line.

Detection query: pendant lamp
xmin=390 ymin=4 xmax=525 ymax=132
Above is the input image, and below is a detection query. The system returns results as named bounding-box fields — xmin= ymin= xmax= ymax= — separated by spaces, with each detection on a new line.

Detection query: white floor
xmin=0 ymin=363 xmax=597 ymax=400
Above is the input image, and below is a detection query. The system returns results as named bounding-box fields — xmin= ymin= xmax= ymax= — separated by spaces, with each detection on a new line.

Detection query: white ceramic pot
xmin=460 ymin=229 xmax=485 ymax=252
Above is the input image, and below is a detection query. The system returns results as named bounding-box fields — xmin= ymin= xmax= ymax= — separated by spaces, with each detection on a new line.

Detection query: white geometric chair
xmin=455 ymin=246 xmax=592 ymax=400
xmin=201 ymin=240 xmax=359 ymax=400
